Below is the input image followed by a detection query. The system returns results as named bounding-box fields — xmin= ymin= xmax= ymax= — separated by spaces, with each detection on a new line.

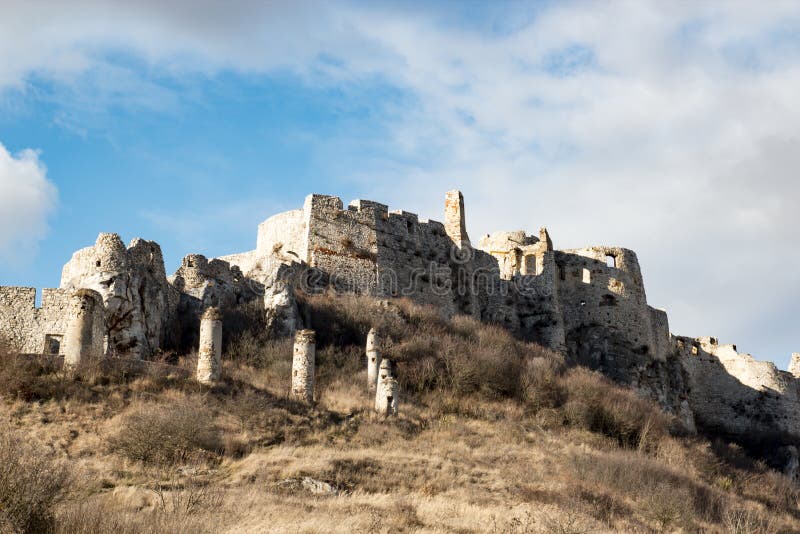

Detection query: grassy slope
xmin=0 ymin=294 xmax=797 ymax=533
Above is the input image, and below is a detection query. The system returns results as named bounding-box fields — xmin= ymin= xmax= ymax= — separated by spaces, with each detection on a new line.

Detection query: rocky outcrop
xmin=60 ymin=233 xmax=178 ymax=359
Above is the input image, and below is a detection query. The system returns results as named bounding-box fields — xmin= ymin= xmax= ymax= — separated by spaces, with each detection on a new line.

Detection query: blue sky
xmin=1 ymin=1 xmax=799 ymax=368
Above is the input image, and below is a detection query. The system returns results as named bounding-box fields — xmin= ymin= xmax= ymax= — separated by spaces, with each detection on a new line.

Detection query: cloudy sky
xmin=0 ymin=1 xmax=798 ymax=367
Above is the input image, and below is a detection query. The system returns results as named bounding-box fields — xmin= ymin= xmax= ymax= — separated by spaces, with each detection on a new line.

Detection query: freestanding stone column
xmin=366 ymin=327 xmax=381 ymax=391
xmin=63 ymin=289 xmax=105 ymax=371
xmin=197 ymin=307 xmax=222 ymax=385
xmin=292 ymin=329 xmax=316 ymax=402
xmin=790 ymin=353 xmax=800 ymax=378
xmin=375 ymin=359 xmax=399 ymax=416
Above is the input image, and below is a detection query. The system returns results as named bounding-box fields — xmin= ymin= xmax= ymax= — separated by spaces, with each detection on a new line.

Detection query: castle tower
xmin=790 ymin=353 xmax=800 ymax=378
xmin=444 ymin=190 xmax=470 ymax=249
xmin=366 ymin=327 xmax=381 ymax=391
xmin=375 ymin=359 xmax=399 ymax=416
xmin=63 ymin=289 xmax=105 ymax=371
xmin=539 ymin=227 xmax=553 ymax=251
xmin=292 ymin=329 xmax=316 ymax=402
xmin=197 ymin=307 xmax=222 ymax=385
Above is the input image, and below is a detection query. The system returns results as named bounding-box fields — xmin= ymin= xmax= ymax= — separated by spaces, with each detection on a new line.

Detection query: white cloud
xmin=1 ymin=1 xmax=799 ymax=363
xmin=0 ymin=144 xmax=58 ymax=264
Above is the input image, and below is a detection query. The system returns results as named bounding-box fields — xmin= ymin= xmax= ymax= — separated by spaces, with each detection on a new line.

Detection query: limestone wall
xmin=60 ymin=233 xmax=178 ymax=358
xmin=0 ymin=286 xmax=71 ymax=354
xmin=256 ymin=209 xmax=306 ymax=261
xmin=555 ymin=247 xmax=667 ymax=363
xmin=679 ymin=336 xmax=800 ymax=441
xmin=170 ymin=254 xmax=259 ymax=310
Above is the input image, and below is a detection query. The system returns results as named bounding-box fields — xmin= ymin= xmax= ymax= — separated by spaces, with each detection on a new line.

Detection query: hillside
xmin=1 ymin=295 xmax=797 ymax=533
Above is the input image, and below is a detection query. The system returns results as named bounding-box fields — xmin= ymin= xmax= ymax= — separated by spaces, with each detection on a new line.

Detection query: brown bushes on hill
xmin=0 ymin=425 xmax=70 ymax=533
xmin=562 ymin=368 xmax=671 ymax=450
xmin=107 ymin=397 xmax=223 ymax=465
xmin=303 ymin=294 xmax=566 ymax=405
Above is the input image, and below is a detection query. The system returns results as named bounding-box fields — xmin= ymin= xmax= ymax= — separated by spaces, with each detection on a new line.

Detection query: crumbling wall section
xmin=679 ymin=336 xmax=800 ymax=441
xmin=60 ymin=233 xmax=178 ymax=359
xmin=304 ymin=195 xmax=380 ymax=295
xmin=256 ymin=209 xmax=306 ymax=261
xmin=556 ymin=247 xmax=665 ymax=363
xmin=376 ymin=209 xmax=457 ymax=315
xmin=0 ymin=287 xmax=72 ymax=354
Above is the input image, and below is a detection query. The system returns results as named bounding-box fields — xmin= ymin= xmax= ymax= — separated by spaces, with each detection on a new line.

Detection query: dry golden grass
xmin=0 ymin=298 xmax=798 ymax=533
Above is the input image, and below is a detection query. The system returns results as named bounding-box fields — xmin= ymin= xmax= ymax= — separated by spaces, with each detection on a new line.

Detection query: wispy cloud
xmin=0 ymin=143 xmax=58 ymax=265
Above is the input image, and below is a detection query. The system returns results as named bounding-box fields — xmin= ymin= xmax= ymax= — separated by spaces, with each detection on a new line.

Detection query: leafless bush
xmin=562 ymin=368 xmax=670 ymax=450
xmin=107 ymin=398 xmax=222 ymax=464
xmin=572 ymin=449 xmax=722 ymax=526
xmin=0 ymin=425 xmax=70 ymax=533
xmin=0 ymin=344 xmax=62 ymax=401
xmin=722 ymin=505 xmax=777 ymax=534
xmin=150 ymin=468 xmax=224 ymax=517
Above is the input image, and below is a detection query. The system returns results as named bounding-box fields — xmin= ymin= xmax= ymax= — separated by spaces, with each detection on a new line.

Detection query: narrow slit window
xmin=582 ymin=268 xmax=591 ymax=284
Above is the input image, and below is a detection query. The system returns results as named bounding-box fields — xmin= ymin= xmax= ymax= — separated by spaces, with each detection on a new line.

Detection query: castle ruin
xmin=1 ymin=190 xmax=798 ymax=453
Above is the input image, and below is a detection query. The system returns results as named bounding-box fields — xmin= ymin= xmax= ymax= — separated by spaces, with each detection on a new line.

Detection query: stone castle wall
xmin=3 ymin=188 xmax=799 ymax=455
xmin=556 ymin=246 xmax=668 ymax=363
xmin=0 ymin=287 xmax=71 ymax=354
xmin=678 ymin=336 xmax=800 ymax=442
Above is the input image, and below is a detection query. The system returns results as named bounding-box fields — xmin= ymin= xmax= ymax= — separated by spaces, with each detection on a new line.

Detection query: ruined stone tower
xmin=196 ymin=307 xmax=222 ymax=385
xmin=790 ymin=353 xmax=800 ymax=378
xmin=292 ymin=329 xmax=316 ymax=402
xmin=375 ymin=359 xmax=399 ymax=415
xmin=444 ymin=189 xmax=470 ymax=249
xmin=366 ymin=327 xmax=381 ymax=391
xmin=62 ymin=289 xmax=105 ymax=370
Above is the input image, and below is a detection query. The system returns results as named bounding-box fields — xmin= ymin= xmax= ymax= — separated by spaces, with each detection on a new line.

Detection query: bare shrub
xmin=107 ymin=398 xmax=222 ymax=464
xmin=572 ymin=449 xmax=722 ymax=525
xmin=562 ymin=368 xmax=670 ymax=450
xmin=0 ymin=345 xmax=61 ymax=401
xmin=521 ymin=356 xmax=567 ymax=411
xmin=150 ymin=468 xmax=224 ymax=517
xmin=0 ymin=425 xmax=70 ymax=533
xmin=722 ymin=505 xmax=777 ymax=534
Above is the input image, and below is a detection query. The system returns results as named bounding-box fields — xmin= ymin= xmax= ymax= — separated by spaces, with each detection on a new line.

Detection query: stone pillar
xmin=292 ymin=329 xmax=316 ymax=402
xmin=375 ymin=359 xmax=399 ymax=416
xmin=197 ymin=307 xmax=223 ymax=385
xmin=444 ymin=190 xmax=470 ymax=249
xmin=790 ymin=353 xmax=800 ymax=378
xmin=366 ymin=327 xmax=381 ymax=391
xmin=63 ymin=289 xmax=105 ymax=371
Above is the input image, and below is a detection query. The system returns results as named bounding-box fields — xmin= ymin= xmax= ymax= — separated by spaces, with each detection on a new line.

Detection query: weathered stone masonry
xmin=197 ymin=307 xmax=223 ymax=385
xmin=62 ymin=289 xmax=105 ymax=370
xmin=2 ymin=189 xmax=799 ymax=455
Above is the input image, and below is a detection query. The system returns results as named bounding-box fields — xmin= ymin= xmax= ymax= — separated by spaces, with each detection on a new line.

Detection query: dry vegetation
xmin=0 ymin=295 xmax=798 ymax=533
